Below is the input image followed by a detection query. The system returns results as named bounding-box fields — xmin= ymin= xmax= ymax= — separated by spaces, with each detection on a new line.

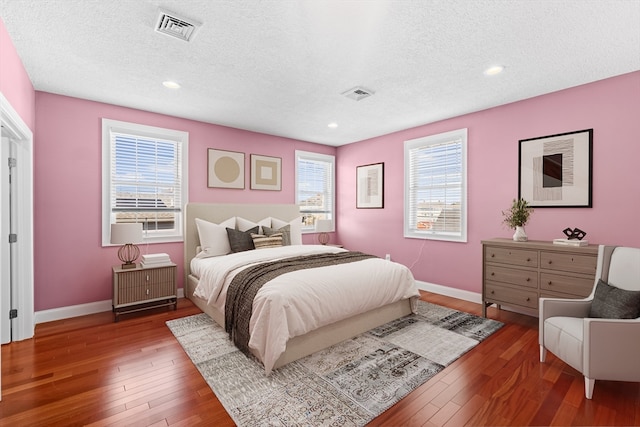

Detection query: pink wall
xmin=337 ymin=71 xmax=640 ymax=294
xmin=0 ymin=17 xmax=35 ymax=131
xmin=34 ymin=92 xmax=335 ymax=311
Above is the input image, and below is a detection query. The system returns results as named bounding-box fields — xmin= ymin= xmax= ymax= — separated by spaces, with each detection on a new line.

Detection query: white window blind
xmin=102 ymin=119 xmax=188 ymax=245
xmin=295 ymin=150 xmax=335 ymax=231
xmin=404 ymin=128 xmax=467 ymax=242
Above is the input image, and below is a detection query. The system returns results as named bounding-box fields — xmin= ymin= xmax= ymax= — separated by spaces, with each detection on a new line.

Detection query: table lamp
xmin=110 ymin=223 xmax=143 ymax=269
xmin=315 ymin=219 xmax=332 ymax=245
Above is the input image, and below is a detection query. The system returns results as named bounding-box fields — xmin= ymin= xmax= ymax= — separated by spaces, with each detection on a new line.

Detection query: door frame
xmin=0 ymin=91 xmax=35 ymax=342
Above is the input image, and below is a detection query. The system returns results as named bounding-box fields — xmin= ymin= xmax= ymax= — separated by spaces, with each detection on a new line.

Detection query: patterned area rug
xmin=166 ymin=301 xmax=503 ymax=426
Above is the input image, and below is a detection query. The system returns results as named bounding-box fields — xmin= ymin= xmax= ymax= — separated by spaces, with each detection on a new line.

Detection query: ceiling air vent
xmin=155 ymin=9 xmax=201 ymax=42
xmin=342 ymin=87 xmax=374 ymax=101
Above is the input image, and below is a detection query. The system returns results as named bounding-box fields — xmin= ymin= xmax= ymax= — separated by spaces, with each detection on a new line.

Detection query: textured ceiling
xmin=1 ymin=0 xmax=639 ymax=146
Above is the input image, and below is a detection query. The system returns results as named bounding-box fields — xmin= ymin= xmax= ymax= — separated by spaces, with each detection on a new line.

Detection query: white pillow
xmin=271 ymin=216 xmax=303 ymax=245
xmin=236 ymin=216 xmax=271 ymax=234
xmin=195 ymin=217 xmax=236 ymax=258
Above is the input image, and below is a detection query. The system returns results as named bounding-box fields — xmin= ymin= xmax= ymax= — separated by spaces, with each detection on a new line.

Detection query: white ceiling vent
xmin=342 ymin=87 xmax=374 ymax=101
xmin=155 ymin=9 xmax=201 ymax=42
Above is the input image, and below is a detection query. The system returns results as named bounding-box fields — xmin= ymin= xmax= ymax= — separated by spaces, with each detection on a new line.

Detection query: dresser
xmin=482 ymin=238 xmax=598 ymax=317
xmin=112 ymin=263 xmax=177 ymax=321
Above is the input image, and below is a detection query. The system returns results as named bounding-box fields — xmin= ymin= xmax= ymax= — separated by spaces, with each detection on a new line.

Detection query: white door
xmin=0 ymin=136 xmax=12 ymax=344
xmin=0 ymin=92 xmax=36 ymax=401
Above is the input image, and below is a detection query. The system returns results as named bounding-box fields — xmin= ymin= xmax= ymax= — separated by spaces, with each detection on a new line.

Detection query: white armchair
xmin=539 ymin=245 xmax=640 ymax=399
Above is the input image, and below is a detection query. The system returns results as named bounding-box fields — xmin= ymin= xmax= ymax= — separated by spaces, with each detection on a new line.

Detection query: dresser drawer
xmin=114 ymin=266 xmax=176 ymax=306
xmin=485 ymin=265 xmax=538 ymax=289
xmin=485 ymin=246 xmax=538 ymax=268
xmin=540 ymin=251 xmax=597 ymax=275
xmin=485 ymin=282 xmax=538 ymax=310
xmin=540 ymin=272 xmax=594 ymax=298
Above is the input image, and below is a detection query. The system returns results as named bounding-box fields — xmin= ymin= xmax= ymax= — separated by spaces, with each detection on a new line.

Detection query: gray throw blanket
xmin=225 ymin=251 xmax=376 ymax=357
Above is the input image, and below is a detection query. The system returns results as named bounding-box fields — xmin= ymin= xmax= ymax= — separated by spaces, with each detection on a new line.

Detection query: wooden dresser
xmin=482 ymin=238 xmax=598 ymax=317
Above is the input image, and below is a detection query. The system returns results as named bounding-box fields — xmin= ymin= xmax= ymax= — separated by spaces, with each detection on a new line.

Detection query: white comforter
xmin=192 ymin=245 xmax=420 ymax=374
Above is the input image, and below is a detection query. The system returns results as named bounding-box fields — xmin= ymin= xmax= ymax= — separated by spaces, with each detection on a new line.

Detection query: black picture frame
xmin=356 ymin=162 xmax=384 ymax=208
xmin=518 ymin=129 xmax=593 ymax=207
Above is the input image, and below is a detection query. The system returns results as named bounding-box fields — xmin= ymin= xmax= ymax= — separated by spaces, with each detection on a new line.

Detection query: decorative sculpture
xmin=563 ymin=227 xmax=587 ymax=241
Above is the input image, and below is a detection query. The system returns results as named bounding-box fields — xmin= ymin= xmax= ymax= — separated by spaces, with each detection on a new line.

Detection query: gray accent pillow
xmin=589 ymin=279 xmax=640 ymax=319
xmin=226 ymin=226 xmax=259 ymax=253
xmin=263 ymin=224 xmax=291 ymax=246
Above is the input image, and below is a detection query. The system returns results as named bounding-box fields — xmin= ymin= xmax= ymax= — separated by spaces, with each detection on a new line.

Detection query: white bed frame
xmin=183 ymin=203 xmax=413 ymax=370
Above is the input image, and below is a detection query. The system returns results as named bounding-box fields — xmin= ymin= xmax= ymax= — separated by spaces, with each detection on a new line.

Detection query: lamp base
xmin=318 ymin=232 xmax=329 ymax=245
xmin=118 ymin=243 xmax=140 ymax=270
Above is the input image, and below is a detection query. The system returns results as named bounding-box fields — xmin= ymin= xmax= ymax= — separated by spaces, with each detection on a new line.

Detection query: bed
xmin=183 ymin=203 xmax=420 ymax=374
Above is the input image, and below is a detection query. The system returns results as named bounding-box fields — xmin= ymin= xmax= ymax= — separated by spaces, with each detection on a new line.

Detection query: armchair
xmin=539 ymin=245 xmax=640 ymax=399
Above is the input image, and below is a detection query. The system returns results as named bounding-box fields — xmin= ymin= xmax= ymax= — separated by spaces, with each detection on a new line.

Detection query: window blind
xmin=295 ymin=151 xmax=335 ymax=230
xmin=110 ymin=133 xmax=182 ymax=232
xmin=405 ymin=129 xmax=467 ymax=242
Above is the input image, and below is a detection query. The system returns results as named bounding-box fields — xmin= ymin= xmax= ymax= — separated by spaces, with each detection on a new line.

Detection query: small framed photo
xmin=356 ymin=162 xmax=384 ymax=208
xmin=251 ymin=154 xmax=281 ymax=191
xmin=519 ymin=129 xmax=593 ymax=207
xmin=208 ymin=149 xmax=245 ymax=189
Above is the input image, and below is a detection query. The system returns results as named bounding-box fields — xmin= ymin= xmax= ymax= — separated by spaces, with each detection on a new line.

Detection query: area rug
xmin=166 ymin=301 xmax=503 ymax=426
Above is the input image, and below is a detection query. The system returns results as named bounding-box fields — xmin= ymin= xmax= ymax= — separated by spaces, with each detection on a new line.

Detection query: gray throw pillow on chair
xmin=589 ymin=279 xmax=640 ymax=319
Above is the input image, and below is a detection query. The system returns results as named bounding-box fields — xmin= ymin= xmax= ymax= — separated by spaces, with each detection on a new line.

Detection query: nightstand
xmin=112 ymin=263 xmax=177 ymax=322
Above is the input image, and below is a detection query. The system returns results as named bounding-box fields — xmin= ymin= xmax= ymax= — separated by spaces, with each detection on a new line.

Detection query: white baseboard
xmin=35 ymin=288 xmax=185 ymax=324
xmin=34 ymin=284 xmax=483 ymax=325
xmin=415 ymin=280 xmax=482 ymax=304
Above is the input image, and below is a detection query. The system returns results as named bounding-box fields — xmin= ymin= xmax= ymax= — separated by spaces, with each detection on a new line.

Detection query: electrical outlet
xmin=385 ymin=254 xmax=391 ymax=261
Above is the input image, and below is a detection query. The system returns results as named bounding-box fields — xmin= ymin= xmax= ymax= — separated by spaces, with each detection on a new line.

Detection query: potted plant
xmin=502 ymin=198 xmax=533 ymax=241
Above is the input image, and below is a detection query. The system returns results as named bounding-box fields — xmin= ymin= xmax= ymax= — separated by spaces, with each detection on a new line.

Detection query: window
xmin=404 ymin=128 xmax=467 ymax=242
xmin=295 ymin=150 xmax=335 ymax=232
xmin=102 ymin=119 xmax=188 ymax=245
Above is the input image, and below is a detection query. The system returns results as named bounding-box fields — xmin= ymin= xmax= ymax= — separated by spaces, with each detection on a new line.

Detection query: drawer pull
xmin=526 ymin=277 xmax=530 ymax=282
xmin=490 ymin=290 xmax=495 ymax=294
xmin=548 ymin=260 xmax=552 ymax=265
xmin=491 ymin=254 xmax=495 ymax=258
xmin=548 ymin=281 xmax=552 ymax=285
xmin=146 ymin=289 xmax=150 ymax=295
xmin=526 ymin=297 xmax=530 ymax=302
xmin=491 ymin=272 xmax=495 ymax=276
xmin=527 ymin=258 xmax=531 ymax=262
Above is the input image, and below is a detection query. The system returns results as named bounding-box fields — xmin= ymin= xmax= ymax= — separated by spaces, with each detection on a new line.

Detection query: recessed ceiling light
xmin=484 ymin=65 xmax=505 ymax=76
xmin=328 ymin=122 xmax=338 ymax=129
xmin=162 ymin=80 xmax=181 ymax=89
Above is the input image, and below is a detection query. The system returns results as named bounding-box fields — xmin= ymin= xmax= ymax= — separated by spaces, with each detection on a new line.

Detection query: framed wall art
xmin=518 ymin=129 xmax=593 ymax=207
xmin=356 ymin=162 xmax=384 ymax=208
xmin=208 ymin=149 xmax=245 ymax=189
xmin=251 ymin=154 xmax=281 ymax=191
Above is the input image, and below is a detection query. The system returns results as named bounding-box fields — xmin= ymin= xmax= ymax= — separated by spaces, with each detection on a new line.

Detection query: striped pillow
xmin=251 ymin=233 xmax=283 ymax=249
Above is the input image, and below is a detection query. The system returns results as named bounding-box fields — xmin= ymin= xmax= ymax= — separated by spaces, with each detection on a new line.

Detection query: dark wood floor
xmin=1 ymin=292 xmax=638 ymax=426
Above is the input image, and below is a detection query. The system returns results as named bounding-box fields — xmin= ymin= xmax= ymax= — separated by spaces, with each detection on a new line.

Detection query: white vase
xmin=513 ymin=226 xmax=527 ymax=242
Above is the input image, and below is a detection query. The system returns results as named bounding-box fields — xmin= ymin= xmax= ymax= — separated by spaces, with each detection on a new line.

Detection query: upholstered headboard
xmin=183 ymin=203 xmax=301 ymax=282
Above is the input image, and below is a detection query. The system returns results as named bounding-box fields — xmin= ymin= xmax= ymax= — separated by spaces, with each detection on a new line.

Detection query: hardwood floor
xmin=1 ymin=292 xmax=638 ymax=426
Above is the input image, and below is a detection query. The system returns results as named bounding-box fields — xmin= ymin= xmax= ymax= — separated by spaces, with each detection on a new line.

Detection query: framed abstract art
xmin=251 ymin=154 xmax=281 ymax=191
xmin=356 ymin=162 xmax=384 ymax=208
xmin=518 ymin=129 xmax=593 ymax=207
xmin=208 ymin=149 xmax=244 ymax=189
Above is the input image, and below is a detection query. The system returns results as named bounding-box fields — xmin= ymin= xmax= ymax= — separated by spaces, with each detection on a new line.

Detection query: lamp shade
xmin=110 ymin=223 xmax=143 ymax=244
xmin=315 ymin=219 xmax=332 ymax=233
